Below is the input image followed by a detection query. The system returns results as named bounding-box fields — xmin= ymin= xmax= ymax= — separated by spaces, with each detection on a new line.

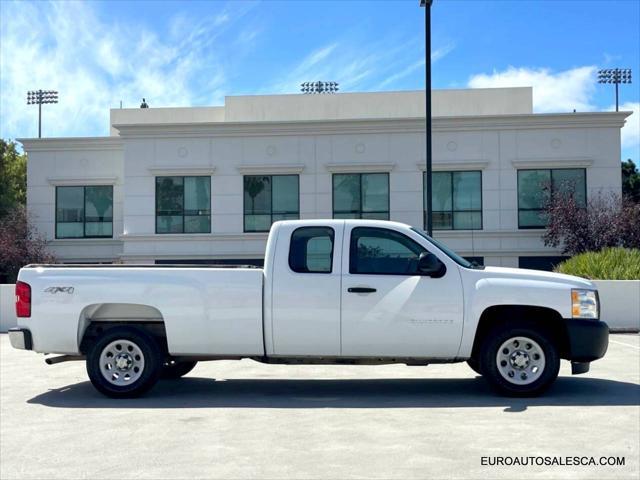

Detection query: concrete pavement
xmin=1 ymin=334 xmax=638 ymax=479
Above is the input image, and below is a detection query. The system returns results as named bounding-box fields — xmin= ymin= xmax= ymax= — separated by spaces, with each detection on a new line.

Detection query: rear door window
xmin=289 ymin=227 xmax=335 ymax=273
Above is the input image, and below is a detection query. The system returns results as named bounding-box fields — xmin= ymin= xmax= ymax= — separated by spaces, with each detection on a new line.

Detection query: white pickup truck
xmin=10 ymin=219 xmax=608 ymax=398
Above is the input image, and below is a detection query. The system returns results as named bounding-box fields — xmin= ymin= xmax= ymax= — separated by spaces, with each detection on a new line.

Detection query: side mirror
xmin=417 ymin=252 xmax=446 ymax=277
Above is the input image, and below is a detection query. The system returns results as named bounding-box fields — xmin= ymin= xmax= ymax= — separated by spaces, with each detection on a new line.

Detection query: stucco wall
xmin=0 ymin=284 xmax=17 ymax=332
xmin=593 ymin=280 xmax=640 ymax=332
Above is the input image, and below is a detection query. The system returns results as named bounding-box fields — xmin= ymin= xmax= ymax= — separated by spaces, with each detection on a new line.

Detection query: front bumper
xmin=565 ymin=318 xmax=609 ymax=362
xmin=8 ymin=328 xmax=33 ymax=350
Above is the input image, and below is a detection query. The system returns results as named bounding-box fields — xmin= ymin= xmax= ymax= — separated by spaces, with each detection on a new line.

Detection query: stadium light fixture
xmin=27 ymin=90 xmax=59 ymax=138
xmin=597 ymin=68 xmax=632 ymax=112
xmin=300 ymin=81 xmax=339 ymax=94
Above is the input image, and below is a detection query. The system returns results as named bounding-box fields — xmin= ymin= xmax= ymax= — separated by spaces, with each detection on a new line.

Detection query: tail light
xmin=16 ymin=281 xmax=31 ymax=318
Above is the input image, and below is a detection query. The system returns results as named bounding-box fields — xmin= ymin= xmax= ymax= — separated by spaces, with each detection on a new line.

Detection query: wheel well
xmin=470 ymin=305 xmax=570 ymax=360
xmin=78 ymin=303 xmax=168 ymax=355
xmin=80 ymin=321 xmax=168 ymax=355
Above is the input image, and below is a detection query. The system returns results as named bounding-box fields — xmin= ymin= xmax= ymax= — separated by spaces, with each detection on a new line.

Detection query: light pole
xmin=420 ymin=0 xmax=433 ymax=235
xmin=597 ymin=69 xmax=632 ymax=112
xmin=27 ymin=90 xmax=58 ymax=138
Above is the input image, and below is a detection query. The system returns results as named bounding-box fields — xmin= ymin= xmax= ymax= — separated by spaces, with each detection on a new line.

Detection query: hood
xmin=481 ymin=266 xmax=596 ymax=289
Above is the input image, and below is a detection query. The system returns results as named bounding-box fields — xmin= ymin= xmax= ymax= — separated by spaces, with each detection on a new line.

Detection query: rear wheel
xmin=480 ymin=323 xmax=560 ymax=397
xmin=161 ymin=360 xmax=198 ymax=379
xmin=86 ymin=326 xmax=163 ymax=398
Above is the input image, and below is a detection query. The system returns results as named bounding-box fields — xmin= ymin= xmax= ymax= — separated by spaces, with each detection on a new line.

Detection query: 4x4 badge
xmin=44 ymin=286 xmax=74 ymax=294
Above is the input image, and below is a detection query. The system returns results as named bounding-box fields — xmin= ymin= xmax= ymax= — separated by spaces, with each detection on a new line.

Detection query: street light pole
xmin=420 ymin=0 xmax=433 ymax=235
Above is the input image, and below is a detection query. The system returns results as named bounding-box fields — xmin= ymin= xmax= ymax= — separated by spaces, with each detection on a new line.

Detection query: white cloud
xmin=375 ymin=42 xmax=454 ymax=91
xmin=432 ymin=42 xmax=455 ymax=62
xmin=0 ymin=1 xmax=255 ymax=140
xmin=617 ymin=102 xmax=639 ymax=156
xmin=268 ymin=31 xmax=429 ymax=95
xmin=376 ymin=59 xmax=425 ymax=90
xmin=468 ymin=66 xmax=597 ymax=113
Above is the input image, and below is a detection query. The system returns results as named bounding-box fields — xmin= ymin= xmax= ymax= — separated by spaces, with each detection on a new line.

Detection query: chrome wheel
xmin=99 ymin=339 xmax=145 ymax=386
xmin=496 ymin=336 xmax=545 ymax=386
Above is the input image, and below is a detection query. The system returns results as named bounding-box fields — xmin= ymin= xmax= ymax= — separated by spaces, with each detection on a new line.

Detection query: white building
xmin=19 ymin=87 xmax=631 ymax=270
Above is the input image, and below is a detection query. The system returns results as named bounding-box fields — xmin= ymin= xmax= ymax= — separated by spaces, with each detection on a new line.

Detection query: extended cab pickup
xmin=10 ymin=219 xmax=608 ymax=397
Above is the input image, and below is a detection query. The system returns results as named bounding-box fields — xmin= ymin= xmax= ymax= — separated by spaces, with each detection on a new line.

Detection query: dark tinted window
xmin=350 ymin=227 xmax=426 ymax=275
xmin=244 ymin=175 xmax=299 ymax=232
xmin=156 ymin=176 xmax=211 ymax=233
xmin=464 ymin=256 xmax=484 ymax=266
xmin=517 ymin=169 xmax=586 ymax=228
xmin=289 ymin=227 xmax=334 ymax=273
xmin=426 ymin=171 xmax=482 ymax=230
xmin=333 ymin=173 xmax=389 ymax=220
xmin=56 ymin=186 xmax=113 ymax=238
xmin=519 ymin=256 xmax=569 ymax=271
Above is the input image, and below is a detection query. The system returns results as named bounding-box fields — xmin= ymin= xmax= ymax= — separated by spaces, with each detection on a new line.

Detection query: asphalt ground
xmin=1 ymin=333 xmax=638 ymax=479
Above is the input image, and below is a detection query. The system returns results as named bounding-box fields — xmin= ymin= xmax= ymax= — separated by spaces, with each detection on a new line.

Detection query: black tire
xmin=480 ymin=322 xmax=560 ymax=397
xmin=86 ymin=326 xmax=163 ymax=398
xmin=161 ymin=360 xmax=198 ymax=379
xmin=467 ymin=358 xmax=482 ymax=375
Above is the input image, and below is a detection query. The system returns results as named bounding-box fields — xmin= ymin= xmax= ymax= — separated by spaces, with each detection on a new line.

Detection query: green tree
xmin=622 ymin=159 xmax=640 ymax=203
xmin=0 ymin=139 xmax=27 ymax=217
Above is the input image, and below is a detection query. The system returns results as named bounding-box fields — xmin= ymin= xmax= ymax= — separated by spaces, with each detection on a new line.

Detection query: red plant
xmin=0 ymin=207 xmax=55 ymax=282
xmin=543 ymin=190 xmax=640 ymax=255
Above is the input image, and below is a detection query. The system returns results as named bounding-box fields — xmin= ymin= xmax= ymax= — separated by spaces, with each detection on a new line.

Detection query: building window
xmin=519 ymin=256 xmax=569 ymax=271
xmin=333 ymin=173 xmax=389 ymax=220
xmin=289 ymin=226 xmax=335 ymax=273
xmin=425 ymin=171 xmax=482 ymax=230
xmin=55 ymin=186 xmax=113 ymax=238
xmin=517 ymin=168 xmax=586 ymax=229
xmin=156 ymin=176 xmax=211 ymax=234
xmin=243 ymin=175 xmax=299 ymax=232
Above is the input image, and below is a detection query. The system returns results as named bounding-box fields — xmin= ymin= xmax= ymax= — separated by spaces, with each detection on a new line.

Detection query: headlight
xmin=571 ymin=289 xmax=599 ymax=319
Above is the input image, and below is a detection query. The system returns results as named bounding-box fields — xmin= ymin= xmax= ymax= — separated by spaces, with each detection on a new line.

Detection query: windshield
xmin=410 ymin=228 xmax=480 ymax=269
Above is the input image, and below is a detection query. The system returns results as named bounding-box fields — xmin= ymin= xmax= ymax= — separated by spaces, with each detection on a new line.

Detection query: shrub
xmin=554 ymin=248 xmax=640 ymax=280
xmin=543 ymin=191 xmax=640 ymax=255
xmin=0 ymin=206 xmax=55 ymax=283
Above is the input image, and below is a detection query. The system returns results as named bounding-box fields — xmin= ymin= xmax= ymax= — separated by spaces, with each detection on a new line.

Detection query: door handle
xmin=348 ymin=287 xmax=377 ymax=293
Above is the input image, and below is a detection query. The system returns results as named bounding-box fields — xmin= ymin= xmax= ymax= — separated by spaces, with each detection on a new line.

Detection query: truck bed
xmin=18 ymin=265 xmax=265 ymax=356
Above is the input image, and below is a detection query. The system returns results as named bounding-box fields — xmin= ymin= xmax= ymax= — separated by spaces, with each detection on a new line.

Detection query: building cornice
xmin=48 ymin=239 xmax=123 ymax=247
xmin=236 ymin=164 xmax=305 ymax=175
xmin=417 ymin=161 xmax=490 ymax=171
xmin=18 ymin=137 xmax=123 ymax=152
xmin=511 ymin=157 xmax=594 ymax=169
xmin=325 ymin=163 xmax=395 ymax=173
xmin=112 ymin=111 xmax=631 ymax=138
xmin=148 ymin=166 xmax=216 ymax=176
xmin=119 ymin=232 xmax=269 ymax=242
xmin=47 ymin=176 xmax=119 ymax=186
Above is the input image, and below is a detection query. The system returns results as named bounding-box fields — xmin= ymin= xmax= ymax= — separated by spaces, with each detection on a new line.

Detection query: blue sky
xmin=1 ymin=0 xmax=638 ymax=159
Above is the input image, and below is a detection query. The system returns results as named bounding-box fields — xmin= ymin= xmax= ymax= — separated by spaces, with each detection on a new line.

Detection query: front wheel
xmin=86 ymin=326 xmax=163 ymax=398
xmin=480 ymin=323 xmax=560 ymax=397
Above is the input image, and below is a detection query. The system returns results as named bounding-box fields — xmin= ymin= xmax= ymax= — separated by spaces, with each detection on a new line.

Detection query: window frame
xmin=155 ymin=175 xmax=212 ymax=234
xmin=243 ymin=174 xmax=300 ymax=233
xmin=332 ymin=173 xmax=390 ymax=220
xmin=424 ymin=170 xmax=483 ymax=231
xmin=349 ymin=226 xmax=428 ymax=276
xmin=55 ymin=185 xmax=114 ymax=239
xmin=517 ymin=168 xmax=587 ymax=229
xmin=288 ymin=226 xmax=335 ymax=274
